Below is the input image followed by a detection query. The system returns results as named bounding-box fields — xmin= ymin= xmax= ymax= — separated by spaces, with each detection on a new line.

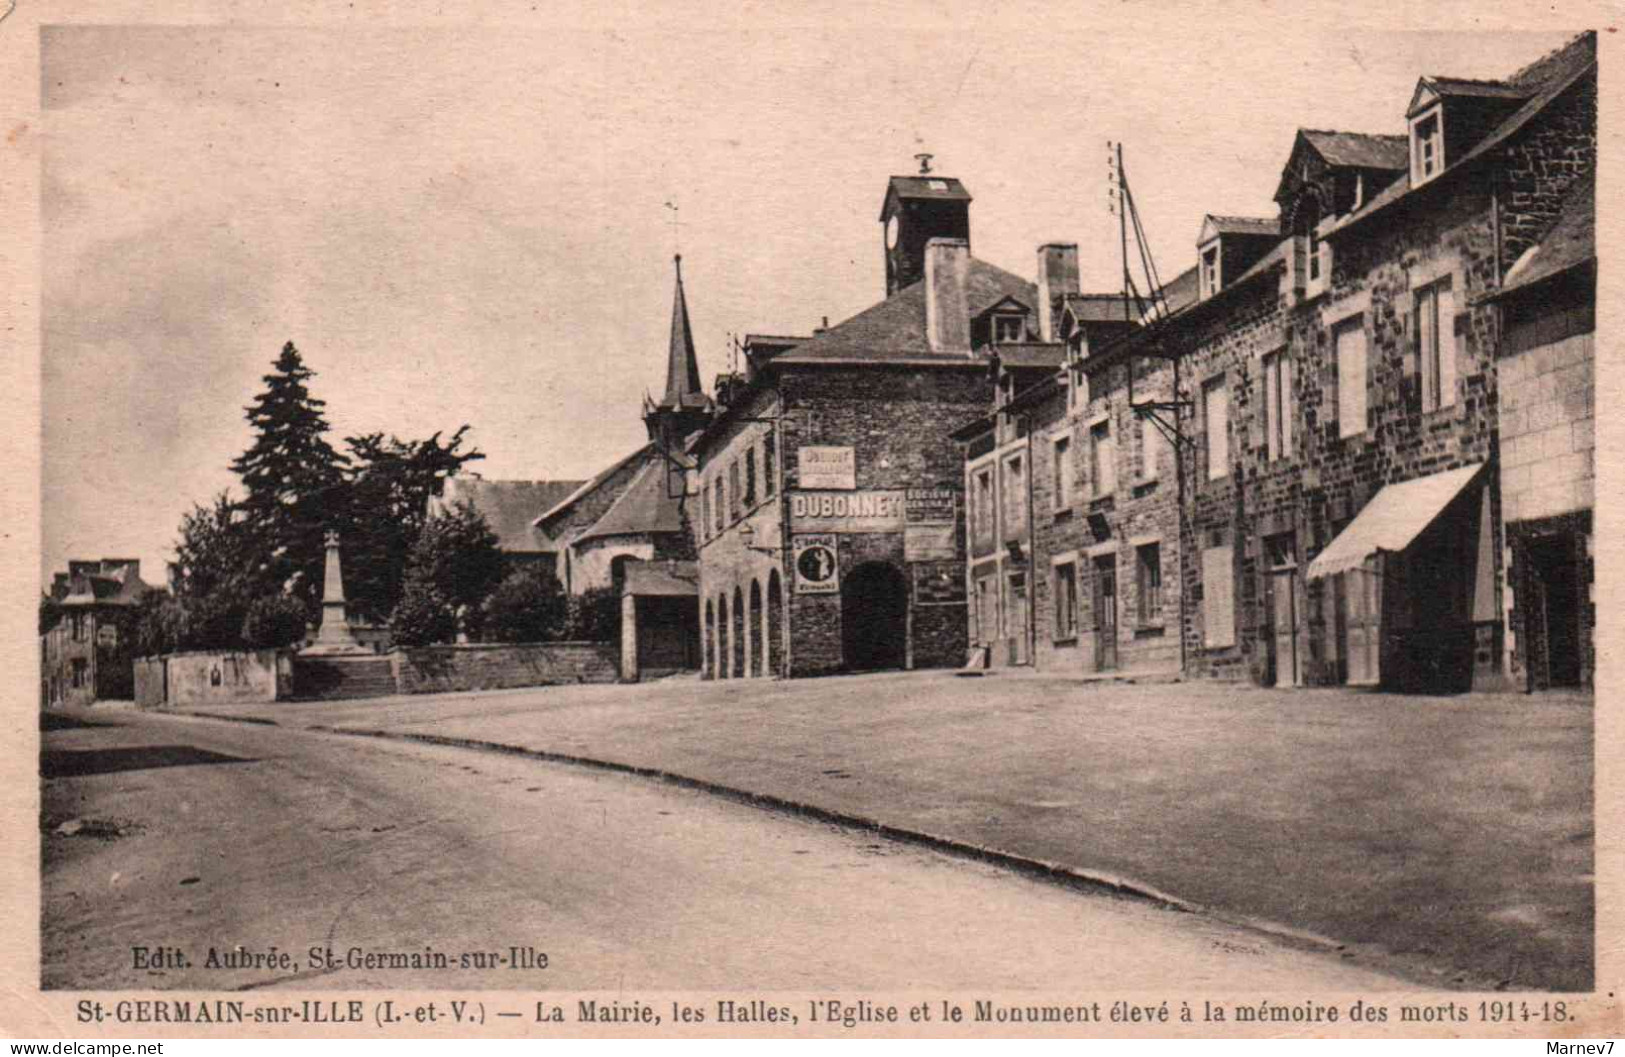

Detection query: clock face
xmin=885 ymin=215 xmax=899 ymax=250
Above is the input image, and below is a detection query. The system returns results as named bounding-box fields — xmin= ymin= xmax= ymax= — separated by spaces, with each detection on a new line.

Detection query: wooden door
xmin=1094 ymin=556 xmax=1118 ymax=672
xmin=1341 ymin=561 xmax=1381 ymax=686
xmin=1271 ymin=568 xmax=1299 ymax=686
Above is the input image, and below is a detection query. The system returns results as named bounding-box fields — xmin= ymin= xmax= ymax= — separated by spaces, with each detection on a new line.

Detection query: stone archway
xmin=732 ymin=585 xmax=746 ymax=679
xmin=748 ymin=579 xmax=763 ymax=679
xmin=767 ymin=569 xmax=785 ymax=678
xmin=704 ymin=599 xmax=716 ymax=680
xmin=716 ymin=593 xmax=729 ymax=680
xmin=841 ymin=561 xmax=909 ymax=671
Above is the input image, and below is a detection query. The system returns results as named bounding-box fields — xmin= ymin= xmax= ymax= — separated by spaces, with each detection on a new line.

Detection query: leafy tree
xmin=566 ymin=585 xmax=621 ymax=643
xmin=230 ymin=342 xmax=348 ymax=610
xmin=341 ymin=426 xmax=484 ymax=622
xmin=241 ymin=594 xmax=311 ymax=649
xmin=388 ymin=579 xmax=458 ymax=647
xmin=132 ymin=593 xmax=190 ymax=657
xmin=388 ymin=502 xmax=504 ymax=645
xmin=166 ymin=493 xmax=263 ymax=650
xmin=483 ymin=566 xmax=570 ymax=644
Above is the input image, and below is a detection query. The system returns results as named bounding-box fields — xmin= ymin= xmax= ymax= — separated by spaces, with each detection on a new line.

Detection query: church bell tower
xmin=643 ymin=254 xmax=713 ymax=452
xmin=879 ymin=154 xmax=973 ymax=298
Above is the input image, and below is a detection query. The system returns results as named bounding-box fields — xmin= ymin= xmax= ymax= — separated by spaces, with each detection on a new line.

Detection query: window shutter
xmin=1202 ymin=545 xmax=1236 ymax=648
xmin=1439 ymin=282 xmax=1458 ymax=408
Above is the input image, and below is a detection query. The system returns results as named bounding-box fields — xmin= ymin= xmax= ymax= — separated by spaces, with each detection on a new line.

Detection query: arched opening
xmin=767 ymin=569 xmax=785 ymax=678
xmin=704 ymin=599 xmax=716 ymax=680
xmin=732 ymin=586 xmax=746 ymax=679
xmin=841 ymin=561 xmax=909 ymax=671
xmin=716 ymin=593 xmax=729 ymax=680
xmin=748 ymin=579 xmax=763 ymax=679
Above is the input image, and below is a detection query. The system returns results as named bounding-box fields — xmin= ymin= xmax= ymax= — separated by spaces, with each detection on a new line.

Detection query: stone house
xmin=1108 ymin=30 xmax=1595 ymax=692
xmin=41 ymin=558 xmax=161 ymax=707
xmin=690 ymin=168 xmax=1038 ymax=678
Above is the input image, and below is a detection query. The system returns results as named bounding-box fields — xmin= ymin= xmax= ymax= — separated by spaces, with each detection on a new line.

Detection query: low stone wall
xmin=135 ymin=649 xmax=294 ymax=707
xmin=391 ymin=642 xmax=619 ymax=695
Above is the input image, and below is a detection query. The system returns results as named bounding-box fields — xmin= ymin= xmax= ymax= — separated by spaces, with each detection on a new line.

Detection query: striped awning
xmin=1306 ymin=463 xmax=1484 ymax=581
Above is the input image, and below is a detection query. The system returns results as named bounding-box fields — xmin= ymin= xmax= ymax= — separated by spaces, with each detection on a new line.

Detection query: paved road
xmin=42 ymin=708 xmax=1402 ymax=992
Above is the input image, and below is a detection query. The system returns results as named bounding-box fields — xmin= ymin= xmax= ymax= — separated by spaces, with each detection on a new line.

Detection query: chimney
xmin=924 ymin=238 xmax=972 ymax=355
xmin=1036 ymin=243 xmax=1080 ymax=343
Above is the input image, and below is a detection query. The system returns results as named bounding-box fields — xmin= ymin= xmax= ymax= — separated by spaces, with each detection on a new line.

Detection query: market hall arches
xmin=704 ymin=599 xmax=716 ymax=679
xmin=841 ymin=561 xmax=908 ymax=671
xmin=766 ymin=569 xmax=785 ymax=678
xmin=748 ymin=579 xmax=763 ymax=680
xmin=716 ymin=593 xmax=730 ymax=680
xmin=732 ymin=585 xmax=746 ymax=679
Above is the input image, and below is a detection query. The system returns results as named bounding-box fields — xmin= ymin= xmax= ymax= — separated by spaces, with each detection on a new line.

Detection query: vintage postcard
xmin=3 ymin=0 xmax=1619 ymax=1041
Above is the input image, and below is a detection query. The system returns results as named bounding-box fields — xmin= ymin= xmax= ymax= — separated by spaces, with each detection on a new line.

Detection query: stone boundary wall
xmin=133 ymin=649 xmax=293 ymax=707
xmin=391 ymin=642 xmax=619 ymax=695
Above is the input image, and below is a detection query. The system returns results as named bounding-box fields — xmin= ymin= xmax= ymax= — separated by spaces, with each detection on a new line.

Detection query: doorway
xmin=1265 ymin=533 xmax=1300 ymax=687
xmin=841 ymin=561 xmax=909 ymax=671
xmin=1526 ymin=534 xmax=1582 ymax=689
xmin=1093 ymin=555 xmax=1117 ymax=672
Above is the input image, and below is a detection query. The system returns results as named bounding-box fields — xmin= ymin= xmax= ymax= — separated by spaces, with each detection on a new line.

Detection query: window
xmin=1003 ymin=455 xmax=1026 ymax=536
xmin=1052 ymin=435 xmax=1073 ymax=511
xmin=1262 ymin=349 xmax=1294 ymax=461
xmin=729 ymin=462 xmax=741 ymax=520
xmin=1203 ymin=377 xmax=1229 ymax=480
xmin=1139 ymin=410 xmax=1164 ymax=482
xmin=993 ymin=314 xmax=1024 ymax=344
xmin=1090 ymin=421 xmax=1116 ymax=498
xmin=1308 ymin=228 xmax=1321 ymax=283
xmin=71 ymin=613 xmax=85 ymax=642
xmin=1416 ymin=278 xmax=1457 ymax=413
xmin=744 ymin=448 xmax=757 ymax=506
xmin=71 ymin=658 xmax=88 ymax=688
xmin=1334 ymin=317 xmax=1367 ymax=439
xmin=701 ymin=482 xmax=712 ymax=541
xmin=1137 ymin=542 xmax=1163 ymax=622
xmin=974 ymin=468 xmax=995 ymax=548
xmin=763 ymin=434 xmax=776 ymax=497
xmin=714 ymin=478 xmax=725 ymax=532
xmin=1202 ymin=245 xmax=1219 ymax=297
xmin=1414 ymin=111 xmax=1442 ymax=181
xmin=1054 ymin=561 xmax=1078 ymax=640
xmin=1202 ymin=545 xmax=1236 ymax=648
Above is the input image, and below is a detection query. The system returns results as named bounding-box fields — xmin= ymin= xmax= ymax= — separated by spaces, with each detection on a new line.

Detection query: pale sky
xmin=40 ymin=16 xmax=1580 ymax=584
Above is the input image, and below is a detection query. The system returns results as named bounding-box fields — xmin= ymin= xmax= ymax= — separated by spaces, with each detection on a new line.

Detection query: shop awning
xmin=1305 ymin=463 xmax=1484 ymax=581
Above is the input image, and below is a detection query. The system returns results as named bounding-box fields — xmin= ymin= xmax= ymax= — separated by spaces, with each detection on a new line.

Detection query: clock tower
xmin=879 ymin=155 xmax=972 ymax=298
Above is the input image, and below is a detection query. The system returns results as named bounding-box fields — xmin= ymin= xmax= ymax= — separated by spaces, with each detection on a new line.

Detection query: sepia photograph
xmin=12 ymin=2 xmax=1611 ymax=1040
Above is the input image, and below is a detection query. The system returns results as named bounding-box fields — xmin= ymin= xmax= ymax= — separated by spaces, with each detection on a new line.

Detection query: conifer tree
xmin=229 ymin=341 xmax=348 ymax=609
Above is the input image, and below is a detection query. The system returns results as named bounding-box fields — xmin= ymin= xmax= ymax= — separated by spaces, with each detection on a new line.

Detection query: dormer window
xmin=1411 ymin=108 xmax=1444 ymax=185
xmin=993 ymin=313 xmax=1025 ymax=344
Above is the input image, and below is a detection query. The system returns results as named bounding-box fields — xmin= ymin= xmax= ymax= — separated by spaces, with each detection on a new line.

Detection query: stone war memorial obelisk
xmin=300 ymin=529 xmax=368 ymax=655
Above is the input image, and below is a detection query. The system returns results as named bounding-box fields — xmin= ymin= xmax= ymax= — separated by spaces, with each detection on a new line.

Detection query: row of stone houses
xmin=957 ymin=31 xmax=1595 ymax=693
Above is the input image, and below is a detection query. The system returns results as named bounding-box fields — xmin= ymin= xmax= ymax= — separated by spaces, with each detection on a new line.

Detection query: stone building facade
xmin=691 ymin=169 xmax=1035 ymax=678
xmin=41 ymin=559 xmax=160 ymax=707
xmin=952 ymin=31 xmax=1596 ymax=694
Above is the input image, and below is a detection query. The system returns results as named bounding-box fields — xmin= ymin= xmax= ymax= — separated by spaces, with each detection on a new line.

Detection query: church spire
xmin=661 ymin=254 xmax=704 ymax=409
xmin=645 ymin=254 xmax=713 ymax=449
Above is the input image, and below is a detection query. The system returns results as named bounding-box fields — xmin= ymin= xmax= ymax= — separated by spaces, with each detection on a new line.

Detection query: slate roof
xmin=55 ymin=561 xmax=159 ymax=607
xmin=432 ymin=478 xmax=586 ymax=554
xmin=879 ymin=175 xmax=972 ymax=218
xmin=534 ymin=445 xmax=654 ymax=530
xmin=988 ymin=342 xmax=1066 ymax=369
xmin=657 ymin=256 xmax=708 ymax=411
xmin=1499 ymin=177 xmax=1594 ymax=295
xmin=1331 ymin=32 xmax=1595 ymax=240
xmin=573 ymin=459 xmax=687 ymax=545
xmin=622 ymin=560 xmax=699 ymax=598
xmin=1300 ymin=129 xmax=1409 ymax=171
xmin=1156 ymin=265 xmax=1202 ymax=315
xmin=1201 ymin=215 xmax=1280 ymax=239
xmin=1062 ymin=292 xmax=1143 ymax=324
xmin=773 ymin=258 xmax=1039 ymax=366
